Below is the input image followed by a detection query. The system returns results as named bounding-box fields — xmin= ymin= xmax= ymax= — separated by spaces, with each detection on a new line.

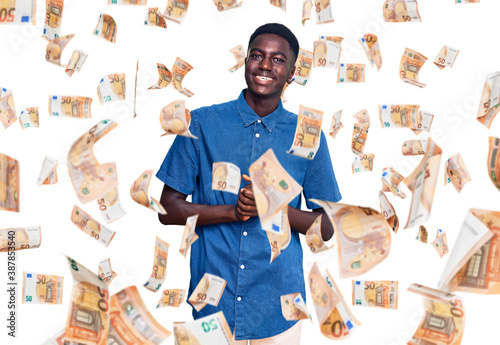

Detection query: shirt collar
xmin=236 ymin=89 xmax=285 ymax=133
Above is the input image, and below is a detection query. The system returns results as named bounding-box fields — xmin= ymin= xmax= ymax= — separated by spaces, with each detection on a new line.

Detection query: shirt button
xmin=237 ymin=297 xmax=242 ymax=301
xmin=240 ymin=265 xmax=245 ymax=270
xmin=243 ymin=231 xmax=248 ymax=236
xmin=255 ymin=133 xmax=260 ymax=138
xmin=257 ymin=119 xmax=261 ymax=123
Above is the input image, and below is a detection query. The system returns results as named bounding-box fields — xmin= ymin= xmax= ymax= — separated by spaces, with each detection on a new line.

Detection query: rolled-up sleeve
xmin=156 ymin=110 xmax=200 ymax=196
xmin=303 ymin=130 xmax=342 ymax=209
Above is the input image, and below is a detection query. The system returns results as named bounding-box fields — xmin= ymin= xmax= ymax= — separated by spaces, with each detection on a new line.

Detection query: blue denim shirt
xmin=156 ymin=90 xmax=342 ymax=340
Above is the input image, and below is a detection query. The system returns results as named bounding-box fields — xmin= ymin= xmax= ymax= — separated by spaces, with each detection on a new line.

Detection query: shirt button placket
xmin=236 ymin=219 xmax=248 ymax=334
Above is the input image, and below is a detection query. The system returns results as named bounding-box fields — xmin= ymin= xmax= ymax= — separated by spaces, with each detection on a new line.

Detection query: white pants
xmin=234 ymin=321 xmax=302 ymax=345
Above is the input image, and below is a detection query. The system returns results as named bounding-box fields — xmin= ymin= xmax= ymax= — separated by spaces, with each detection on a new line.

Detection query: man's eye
xmin=273 ymin=58 xmax=285 ymax=63
xmin=250 ymin=54 xmax=262 ymax=59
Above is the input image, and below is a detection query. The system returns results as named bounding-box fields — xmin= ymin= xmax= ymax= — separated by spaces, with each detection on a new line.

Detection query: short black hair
xmin=248 ymin=23 xmax=299 ymax=64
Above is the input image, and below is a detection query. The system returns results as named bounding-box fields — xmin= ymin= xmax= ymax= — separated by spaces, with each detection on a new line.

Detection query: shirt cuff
xmin=156 ymin=170 xmax=195 ymax=196
xmin=306 ymin=192 xmax=342 ymax=210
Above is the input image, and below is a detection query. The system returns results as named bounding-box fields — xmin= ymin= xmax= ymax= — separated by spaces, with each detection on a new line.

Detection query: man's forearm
xmin=287 ymin=206 xmax=334 ymax=241
xmin=158 ymin=184 xmax=334 ymax=238
xmin=158 ymin=198 xmax=238 ymax=226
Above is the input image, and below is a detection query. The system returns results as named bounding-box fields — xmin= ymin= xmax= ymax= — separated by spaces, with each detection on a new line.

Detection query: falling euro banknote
xmin=97 ymin=73 xmax=126 ymax=104
xmin=0 ymin=152 xmax=19 ymax=212
xmin=305 ymin=214 xmax=333 ymax=253
xmin=338 ymin=63 xmax=365 ymax=83
xmin=408 ymin=283 xmax=465 ymax=345
xmin=172 ymin=57 xmax=194 ymax=97
xmin=174 ymin=311 xmax=233 ymax=344
xmin=213 ymin=0 xmax=242 ymax=11
xmin=19 ymin=107 xmax=39 ymax=129
xmin=22 ymin=272 xmax=63 ymax=305
xmin=404 ymin=138 xmax=442 ymax=229
xmin=293 ymin=48 xmax=313 ymax=86
xmin=144 ymin=7 xmax=167 ymax=28
xmin=400 ymin=48 xmax=427 ymax=88
xmin=64 ymin=255 xmax=110 ymax=345
xmin=93 ymin=13 xmax=117 ymax=43
xmin=0 ymin=0 xmax=36 ymax=25
xmin=228 ymin=44 xmax=245 ymax=73
xmin=49 ymin=95 xmax=92 ymax=118
xmin=352 ymin=153 xmax=375 ymax=173
xmin=160 ymin=100 xmax=197 ymax=138
xmin=45 ymin=34 xmax=87 ymax=75
xmin=66 ymin=50 xmax=88 ymax=76
xmin=109 ymin=286 xmax=172 ymax=343
xmin=36 ymin=156 xmax=58 ymax=186
xmin=287 ymin=105 xmax=323 ymax=160
xmin=352 ymin=280 xmax=398 ymax=310
xmin=188 ymin=273 xmax=227 ymax=312
xmin=444 ymin=153 xmax=471 ymax=193
xmin=43 ymin=0 xmax=64 ymax=40
xmin=266 ymin=206 xmax=291 ymax=263
xmin=149 ymin=63 xmax=172 ymax=89
xmin=381 ymin=166 xmax=406 ymax=199
xmin=310 ymin=199 xmax=392 ymax=278
xmin=157 ymin=289 xmax=186 ymax=308
xmin=281 ymin=292 xmax=312 ymax=321
xmin=359 ymin=33 xmax=382 ymax=71
xmin=179 ymin=214 xmax=199 ymax=258
xmin=144 ymin=236 xmax=169 ymax=292
xmin=71 ymin=205 xmax=116 ymax=247
xmin=402 ymin=139 xmax=428 ymax=156
xmin=329 ymin=110 xmax=343 ymax=139
xmin=379 ymin=191 xmax=399 ymax=233
xmin=212 ymin=162 xmax=241 ymax=195
xmin=432 ymin=228 xmax=449 ymax=258
xmin=309 ymin=262 xmax=361 ymax=340
xmin=0 ymin=87 xmax=17 ymax=129
xmin=67 ymin=120 xmax=118 ymax=203
xmin=250 ymin=148 xmax=302 ymax=226
xmin=0 ymin=227 xmax=41 ymax=252
xmin=477 ymin=71 xmax=500 ymax=128
xmin=313 ymin=36 xmax=342 ymax=69
xmin=416 ymin=225 xmax=428 ymax=243
xmin=97 ymin=162 xmax=127 ymax=223
xmin=383 ymin=0 xmax=421 ymax=22
xmin=488 ymin=136 xmax=500 ymax=191
xmin=163 ymin=0 xmax=189 ymax=23
xmin=439 ymin=209 xmax=500 ymax=294
xmin=130 ymin=169 xmax=167 ymax=214
xmin=434 ymin=45 xmax=459 ymax=70
xmin=270 ymin=0 xmax=286 ymax=11
xmin=352 ymin=109 xmax=370 ymax=155
xmin=315 ymin=0 xmax=334 ymax=24
xmin=98 ymin=258 xmax=118 ymax=286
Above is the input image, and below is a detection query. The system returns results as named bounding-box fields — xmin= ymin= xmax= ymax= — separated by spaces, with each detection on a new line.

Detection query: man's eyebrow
xmin=249 ymin=47 xmax=288 ymax=60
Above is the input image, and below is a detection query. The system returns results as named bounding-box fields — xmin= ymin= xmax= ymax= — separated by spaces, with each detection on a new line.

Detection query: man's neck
xmin=244 ymin=90 xmax=280 ymax=118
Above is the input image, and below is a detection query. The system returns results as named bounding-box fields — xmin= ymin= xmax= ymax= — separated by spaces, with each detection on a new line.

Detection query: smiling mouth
xmin=254 ymin=75 xmax=275 ymax=83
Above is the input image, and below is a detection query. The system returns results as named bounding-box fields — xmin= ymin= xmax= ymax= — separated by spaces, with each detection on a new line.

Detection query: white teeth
xmin=256 ymin=76 xmax=272 ymax=81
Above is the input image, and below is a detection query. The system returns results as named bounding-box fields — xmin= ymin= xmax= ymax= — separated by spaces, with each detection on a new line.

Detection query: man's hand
xmin=235 ymin=174 xmax=259 ymax=221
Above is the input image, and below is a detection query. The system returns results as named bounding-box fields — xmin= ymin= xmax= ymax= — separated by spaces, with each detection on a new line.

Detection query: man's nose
xmin=259 ymin=56 xmax=272 ymax=70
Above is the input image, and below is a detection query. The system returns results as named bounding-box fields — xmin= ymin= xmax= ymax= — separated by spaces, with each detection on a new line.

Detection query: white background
xmin=1 ymin=0 xmax=500 ymax=344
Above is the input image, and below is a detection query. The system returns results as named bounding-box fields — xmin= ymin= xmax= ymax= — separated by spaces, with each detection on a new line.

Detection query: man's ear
xmin=287 ymin=66 xmax=296 ymax=83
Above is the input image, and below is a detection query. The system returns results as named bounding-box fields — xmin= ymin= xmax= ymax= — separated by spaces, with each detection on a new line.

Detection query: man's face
xmin=245 ymin=33 xmax=296 ymax=100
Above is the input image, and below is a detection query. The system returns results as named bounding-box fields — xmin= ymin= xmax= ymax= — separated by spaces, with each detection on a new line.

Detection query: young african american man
xmin=157 ymin=23 xmax=342 ymax=345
